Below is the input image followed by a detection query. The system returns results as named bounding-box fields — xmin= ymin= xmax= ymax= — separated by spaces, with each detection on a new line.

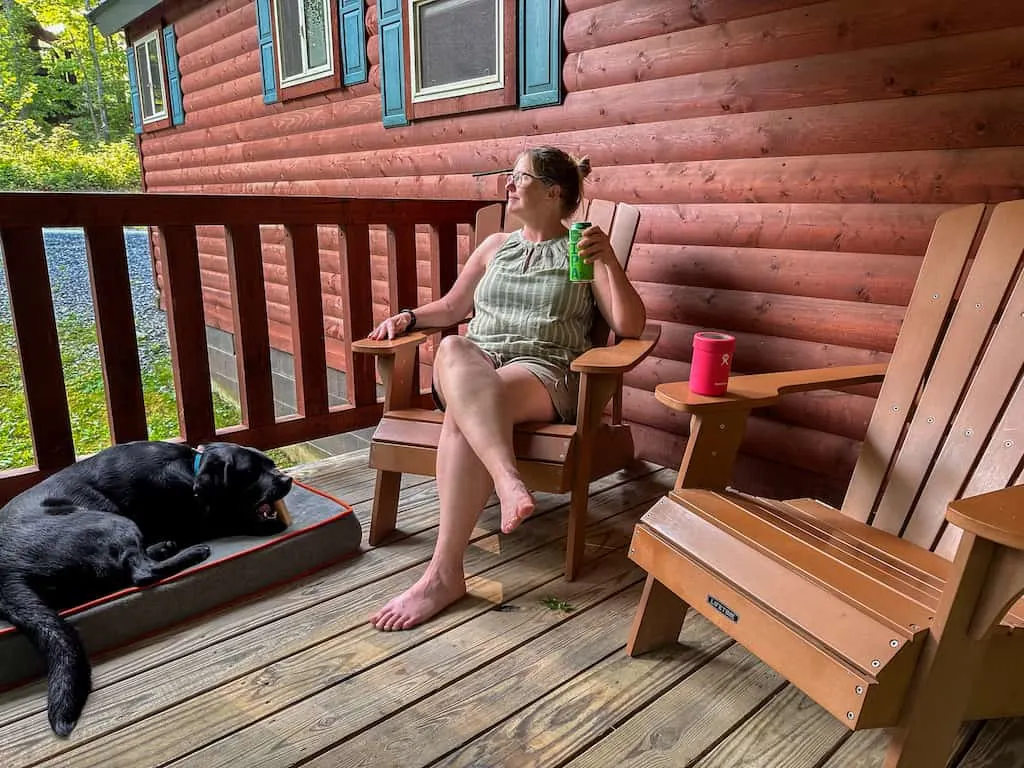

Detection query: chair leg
xmin=626 ymin=574 xmax=689 ymax=657
xmin=369 ymin=470 xmax=401 ymax=546
xmin=564 ymin=479 xmax=589 ymax=581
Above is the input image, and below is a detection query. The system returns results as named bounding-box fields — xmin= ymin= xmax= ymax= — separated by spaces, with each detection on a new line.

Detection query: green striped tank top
xmin=466 ymin=230 xmax=595 ymax=370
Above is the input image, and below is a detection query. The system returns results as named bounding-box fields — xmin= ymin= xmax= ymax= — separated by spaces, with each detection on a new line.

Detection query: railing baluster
xmin=0 ymin=193 xmax=491 ymax=505
xmin=387 ymin=222 xmax=421 ymax=394
xmin=429 ymin=223 xmax=459 ymax=339
xmin=386 ymin=223 xmax=419 ymax=315
xmin=158 ymin=225 xmax=216 ymax=445
xmin=0 ymin=227 xmax=75 ymax=470
xmin=340 ymin=223 xmax=377 ymax=407
xmin=284 ymin=223 xmax=329 ymax=418
xmin=225 ymin=224 xmax=275 ymax=429
xmin=84 ymin=226 xmax=148 ymax=444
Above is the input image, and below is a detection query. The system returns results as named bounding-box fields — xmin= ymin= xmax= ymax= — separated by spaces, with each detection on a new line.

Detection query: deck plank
xmin=692 ymin=685 xmax=848 ymax=768
xmin=300 ymin=585 xmax=649 ymax=768
xmin=565 ymin=640 xmax=785 ymax=768
xmin=445 ymin=614 xmax=733 ymax=768
xmin=168 ymin=548 xmax=645 ymax=768
xmin=21 ymin=472 xmax=672 ymax=768
xmin=956 ymin=719 xmax=1024 ymax=767
xmin=0 ymin=450 xmax=1020 ymax=768
xmin=0 ymin=459 xmax=657 ymax=733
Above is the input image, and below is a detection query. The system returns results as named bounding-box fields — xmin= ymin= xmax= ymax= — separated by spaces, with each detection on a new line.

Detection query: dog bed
xmin=0 ymin=480 xmax=361 ymax=689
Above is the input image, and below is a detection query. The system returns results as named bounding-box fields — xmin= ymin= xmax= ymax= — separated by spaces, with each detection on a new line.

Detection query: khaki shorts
xmin=431 ymin=351 xmax=579 ymax=424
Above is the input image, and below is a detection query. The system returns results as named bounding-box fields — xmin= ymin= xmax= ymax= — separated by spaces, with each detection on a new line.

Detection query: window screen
xmin=416 ymin=0 xmax=496 ymax=89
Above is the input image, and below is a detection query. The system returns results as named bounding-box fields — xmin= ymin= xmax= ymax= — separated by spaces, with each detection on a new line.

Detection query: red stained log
xmin=180 ymin=48 xmax=259 ymax=96
xmin=627 ymin=243 xmax=921 ymax=306
xmin=563 ymin=0 xmax=822 ymax=54
xmin=146 ymin=26 xmax=1024 ymax=185
xmin=649 ymin=319 xmax=889 ymax=377
xmin=564 ymin=0 xmax=1024 ymax=91
xmin=637 ymin=279 xmax=905 ymax=351
xmin=175 ymin=1 xmax=254 ymax=57
xmin=587 ymin=148 xmax=1024 ymax=207
xmin=633 ymin=203 xmax=954 ymax=256
xmin=182 ymin=73 xmax=262 ymax=114
xmin=172 ymin=0 xmax=251 ymax=40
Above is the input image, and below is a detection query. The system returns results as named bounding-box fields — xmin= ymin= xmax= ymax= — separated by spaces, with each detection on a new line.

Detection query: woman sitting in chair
xmin=367 ymin=146 xmax=647 ymax=630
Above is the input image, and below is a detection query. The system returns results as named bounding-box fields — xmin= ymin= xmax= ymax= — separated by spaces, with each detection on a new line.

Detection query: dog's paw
xmin=193 ymin=544 xmax=212 ymax=561
xmin=146 ymin=541 xmax=179 ymax=560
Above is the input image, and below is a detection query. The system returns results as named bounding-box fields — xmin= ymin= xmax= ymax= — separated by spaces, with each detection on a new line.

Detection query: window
xmin=133 ymin=31 xmax=166 ymax=123
xmin=273 ymin=0 xmax=333 ymax=87
xmin=409 ymin=0 xmax=503 ymax=103
xmin=378 ymin=0 xmax=562 ymax=127
xmin=126 ymin=26 xmax=184 ymax=133
xmin=256 ymin=0 xmax=367 ymax=103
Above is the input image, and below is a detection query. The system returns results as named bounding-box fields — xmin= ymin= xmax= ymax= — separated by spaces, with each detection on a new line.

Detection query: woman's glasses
xmin=505 ymin=171 xmax=552 ymax=188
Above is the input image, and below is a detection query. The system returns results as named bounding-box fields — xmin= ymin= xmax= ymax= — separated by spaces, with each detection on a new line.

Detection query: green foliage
xmin=0 ymin=318 xmax=290 ymax=471
xmin=0 ymin=119 xmax=139 ymax=190
xmin=539 ymin=597 xmax=575 ymax=613
xmin=1 ymin=0 xmax=139 ymax=191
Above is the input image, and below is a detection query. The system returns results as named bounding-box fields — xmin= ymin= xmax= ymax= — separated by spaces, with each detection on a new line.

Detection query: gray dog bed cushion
xmin=0 ymin=480 xmax=362 ymax=689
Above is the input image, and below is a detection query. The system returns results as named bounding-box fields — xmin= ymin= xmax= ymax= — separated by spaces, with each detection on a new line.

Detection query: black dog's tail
xmin=0 ymin=576 xmax=90 ymax=737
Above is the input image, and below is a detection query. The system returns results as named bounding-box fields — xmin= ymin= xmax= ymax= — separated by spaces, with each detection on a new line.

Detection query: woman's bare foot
xmin=370 ymin=568 xmax=467 ymax=631
xmin=496 ymin=475 xmax=536 ymax=534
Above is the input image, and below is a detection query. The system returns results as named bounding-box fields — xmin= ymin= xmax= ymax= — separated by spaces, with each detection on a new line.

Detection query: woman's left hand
xmin=577 ymin=225 xmax=617 ymax=269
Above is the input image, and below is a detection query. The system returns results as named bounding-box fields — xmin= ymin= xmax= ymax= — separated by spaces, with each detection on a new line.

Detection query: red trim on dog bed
xmin=0 ymin=480 xmax=354 ymax=637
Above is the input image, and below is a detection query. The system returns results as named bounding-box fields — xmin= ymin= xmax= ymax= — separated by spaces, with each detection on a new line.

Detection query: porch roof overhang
xmin=86 ymin=0 xmax=163 ymax=37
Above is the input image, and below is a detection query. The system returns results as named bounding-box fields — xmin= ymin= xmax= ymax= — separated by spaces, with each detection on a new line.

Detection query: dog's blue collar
xmin=193 ymin=451 xmax=202 ymax=475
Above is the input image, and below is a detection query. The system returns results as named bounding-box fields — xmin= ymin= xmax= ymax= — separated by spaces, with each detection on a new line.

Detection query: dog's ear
xmin=192 ymin=449 xmax=233 ymax=500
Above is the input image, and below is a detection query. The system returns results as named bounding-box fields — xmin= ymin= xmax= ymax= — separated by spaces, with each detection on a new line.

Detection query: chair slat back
xmin=841 ymin=200 xmax=1024 ymax=558
xmin=472 ymin=198 xmax=641 ymax=349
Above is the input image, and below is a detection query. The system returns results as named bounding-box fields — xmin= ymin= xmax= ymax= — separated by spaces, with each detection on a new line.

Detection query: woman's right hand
xmin=368 ymin=311 xmax=414 ymax=340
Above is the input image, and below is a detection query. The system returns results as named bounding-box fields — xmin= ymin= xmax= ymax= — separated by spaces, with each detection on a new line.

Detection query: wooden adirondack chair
xmin=352 ymin=199 xmax=659 ymax=580
xmin=625 ymin=198 xmax=1024 ymax=768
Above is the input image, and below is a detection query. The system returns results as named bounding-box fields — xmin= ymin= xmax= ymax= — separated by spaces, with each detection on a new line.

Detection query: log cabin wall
xmin=130 ymin=0 xmax=1024 ymax=505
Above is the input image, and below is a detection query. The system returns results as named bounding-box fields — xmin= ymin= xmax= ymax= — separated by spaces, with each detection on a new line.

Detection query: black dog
xmin=0 ymin=440 xmax=293 ymax=737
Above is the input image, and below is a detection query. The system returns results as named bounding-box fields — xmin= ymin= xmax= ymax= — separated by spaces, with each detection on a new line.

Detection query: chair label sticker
xmin=707 ymin=594 xmax=739 ymax=623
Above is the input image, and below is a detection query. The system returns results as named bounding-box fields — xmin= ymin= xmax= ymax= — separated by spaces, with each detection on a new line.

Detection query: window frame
xmin=269 ymin=0 xmax=343 ymax=101
xmin=403 ymin=0 xmax=516 ymax=121
xmin=133 ymin=29 xmax=169 ymax=127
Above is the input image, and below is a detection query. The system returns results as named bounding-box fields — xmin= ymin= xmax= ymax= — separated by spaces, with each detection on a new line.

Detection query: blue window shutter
xmin=339 ymin=0 xmax=368 ymax=85
xmin=256 ymin=0 xmax=278 ymax=103
xmin=125 ymin=46 xmax=143 ymax=134
xmin=378 ymin=0 xmax=407 ymax=126
xmin=162 ymin=26 xmax=185 ymax=125
xmin=518 ymin=0 xmax=562 ymax=108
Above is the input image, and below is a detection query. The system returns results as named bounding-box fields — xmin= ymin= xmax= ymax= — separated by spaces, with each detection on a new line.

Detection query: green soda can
xmin=567 ymin=221 xmax=593 ymax=282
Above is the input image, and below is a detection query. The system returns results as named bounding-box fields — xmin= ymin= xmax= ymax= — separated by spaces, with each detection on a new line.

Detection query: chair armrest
xmin=351 ymin=332 xmax=429 ymax=356
xmin=655 ymin=363 xmax=888 ymax=414
xmin=350 ymin=319 xmax=473 ymax=357
xmin=571 ymin=324 xmax=661 ymax=375
xmin=947 ymin=485 xmax=1024 ymax=551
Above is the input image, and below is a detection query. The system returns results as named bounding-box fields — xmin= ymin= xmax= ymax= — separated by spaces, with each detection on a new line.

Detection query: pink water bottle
xmin=690 ymin=332 xmax=736 ymax=396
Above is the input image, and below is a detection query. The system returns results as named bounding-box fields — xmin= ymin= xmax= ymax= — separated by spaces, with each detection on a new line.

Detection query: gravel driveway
xmin=0 ymin=228 xmax=171 ymax=364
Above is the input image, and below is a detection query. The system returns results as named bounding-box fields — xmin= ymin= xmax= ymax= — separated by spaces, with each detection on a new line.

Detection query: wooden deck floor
xmin=1 ymin=450 xmax=1022 ymax=768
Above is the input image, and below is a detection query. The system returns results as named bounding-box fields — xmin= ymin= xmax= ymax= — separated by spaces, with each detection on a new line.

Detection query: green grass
xmin=0 ymin=319 xmax=292 ymax=471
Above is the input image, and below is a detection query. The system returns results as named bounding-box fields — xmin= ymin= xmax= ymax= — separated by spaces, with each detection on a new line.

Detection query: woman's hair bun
xmin=575 ymin=155 xmax=592 ymax=179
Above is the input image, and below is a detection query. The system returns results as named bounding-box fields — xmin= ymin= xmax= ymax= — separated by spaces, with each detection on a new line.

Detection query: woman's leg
xmin=433 ymin=337 xmax=555 ymax=533
xmin=370 ymin=341 xmax=555 ymax=631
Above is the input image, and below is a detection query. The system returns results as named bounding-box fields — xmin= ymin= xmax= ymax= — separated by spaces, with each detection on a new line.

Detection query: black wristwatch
xmin=400 ymin=308 xmax=417 ymax=331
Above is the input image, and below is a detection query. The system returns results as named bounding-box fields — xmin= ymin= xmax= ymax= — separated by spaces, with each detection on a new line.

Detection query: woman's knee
xmin=434 ymin=335 xmax=478 ymax=370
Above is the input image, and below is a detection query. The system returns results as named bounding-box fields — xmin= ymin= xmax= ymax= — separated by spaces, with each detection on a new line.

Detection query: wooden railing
xmin=0 ymin=192 xmax=489 ymax=504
